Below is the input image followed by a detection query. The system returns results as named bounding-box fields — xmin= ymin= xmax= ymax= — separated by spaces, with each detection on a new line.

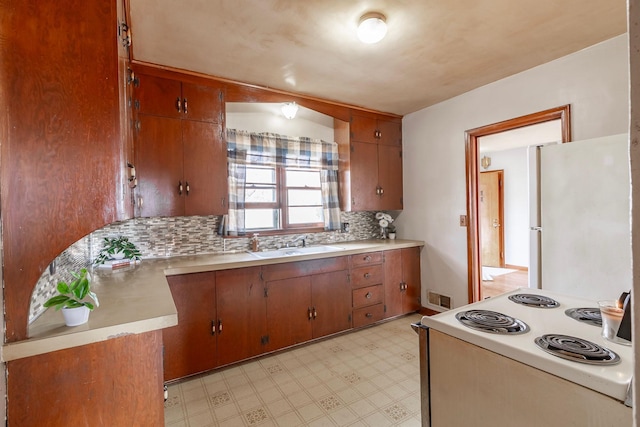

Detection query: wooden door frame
xmin=479 ymin=170 xmax=505 ymax=268
xmin=464 ymin=105 xmax=572 ymax=303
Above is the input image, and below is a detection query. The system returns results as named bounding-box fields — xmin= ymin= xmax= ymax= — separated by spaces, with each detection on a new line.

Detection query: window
xmin=226 ymin=129 xmax=341 ymax=235
xmin=244 ymin=166 xmax=323 ymax=231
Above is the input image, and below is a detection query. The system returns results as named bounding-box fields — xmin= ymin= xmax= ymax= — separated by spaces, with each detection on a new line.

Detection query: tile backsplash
xmin=29 ymin=211 xmax=386 ymax=323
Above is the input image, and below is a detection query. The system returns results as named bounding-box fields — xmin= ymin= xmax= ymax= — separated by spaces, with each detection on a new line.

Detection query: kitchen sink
xmin=248 ymin=245 xmax=345 ymax=259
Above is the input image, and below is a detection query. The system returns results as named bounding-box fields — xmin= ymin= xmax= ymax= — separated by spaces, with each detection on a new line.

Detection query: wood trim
xmin=465 ymin=105 xmax=571 ymax=303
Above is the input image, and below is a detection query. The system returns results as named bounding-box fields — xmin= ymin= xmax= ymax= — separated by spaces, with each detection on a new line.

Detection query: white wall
xmin=401 ymin=34 xmax=629 ymax=310
xmin=482 ymin=147 xmax=529 ymax=267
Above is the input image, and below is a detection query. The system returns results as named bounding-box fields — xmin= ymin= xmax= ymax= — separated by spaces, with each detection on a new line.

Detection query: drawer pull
xmin=365 ymin=313 xmax=373 ymax=318
xmin=364 ymin=273 xmax=371 ymax=279
xmin=218 ymin=319 xmax=223 ymax=333
xmin=211 ymin=320 xmax=216 ymax=335
xmin=308 ymin=308 xmax=313 ymax=320
xmin=365 ymin=292 xmax=372 ymax=299
xmin=364 ymin=255 xmax=371 ymax=262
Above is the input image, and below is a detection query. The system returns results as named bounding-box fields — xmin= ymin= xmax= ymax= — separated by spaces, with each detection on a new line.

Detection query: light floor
xmin=165 ymin=314 xmax=423 ymax=427
xmin=482 ymin=269 xmax=528 ymax=299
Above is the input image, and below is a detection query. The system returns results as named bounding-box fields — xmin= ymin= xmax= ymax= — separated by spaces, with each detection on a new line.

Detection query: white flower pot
xmin=111 ymin=250 xmax=126 ymax=260
xmin=388 ymin=233 xmax=396 ymax=240
xmin=62 ymin=306 xmax=90 ymax=327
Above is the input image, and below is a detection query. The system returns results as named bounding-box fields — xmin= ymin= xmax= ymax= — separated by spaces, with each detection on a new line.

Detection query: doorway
xmin=479 ymin=170 xmax=504 ymax=268
xmin=465 ymin=105 xmax=572 ymax=303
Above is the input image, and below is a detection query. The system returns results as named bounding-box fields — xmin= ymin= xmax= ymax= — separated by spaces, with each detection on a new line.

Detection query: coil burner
xmin=535 ymin=334 xmax=620 ymax=365
xmin=455 ymin=309 xmax=529 ymax=335
xmin=508 ymin=293 xmax=559 ymax=308
xmin=565 ymin=307 xmax=602 ymax=327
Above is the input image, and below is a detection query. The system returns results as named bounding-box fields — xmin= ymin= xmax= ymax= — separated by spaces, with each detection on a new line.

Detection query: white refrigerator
xmin=529 ymin=133 xmax=631 ymax=301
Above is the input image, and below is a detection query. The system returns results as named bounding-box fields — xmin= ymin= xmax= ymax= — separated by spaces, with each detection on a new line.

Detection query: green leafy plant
xmin=94 ymin=236 xmax=142 ymax=265
xmin=43 ymin=269 xmax=99 ymax=310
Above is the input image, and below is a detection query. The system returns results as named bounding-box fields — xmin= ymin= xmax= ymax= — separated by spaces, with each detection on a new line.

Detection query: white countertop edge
xmin=2 ymin=313 xmax=177 ymax=362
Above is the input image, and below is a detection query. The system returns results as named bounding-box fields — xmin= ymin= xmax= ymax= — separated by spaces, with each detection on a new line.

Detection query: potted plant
xmin=43 ymin=268 xmax=99 ymax=326
xmin=387 ymin=224 xmax=397 ymax=239
xmin=94 ymin=236 xmax=142 ymax=266
xmin=375 ymin=212 xmax=395 ymax=239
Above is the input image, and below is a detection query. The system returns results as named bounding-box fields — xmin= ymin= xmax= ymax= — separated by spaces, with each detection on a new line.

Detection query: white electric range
xmin=418 ymin=288 xmax=632 ymax=402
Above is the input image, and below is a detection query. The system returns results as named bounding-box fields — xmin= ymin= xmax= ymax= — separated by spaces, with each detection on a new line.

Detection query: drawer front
xmin=352 ymin=285 xmax=383 ymax=308
xmin=351 ymin=264 xmax=383 ymax=288
xmin=353 ymin=304 xmax=385 ymax=328
xmin=350 ymin=252 xmax=383 ymax=267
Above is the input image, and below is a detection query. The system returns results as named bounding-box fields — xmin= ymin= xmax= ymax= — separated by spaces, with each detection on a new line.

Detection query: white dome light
xmin=357 ymin=12 xmax=387 ymax=44
xmin=281 ymin=102 xmax=298 ymax=119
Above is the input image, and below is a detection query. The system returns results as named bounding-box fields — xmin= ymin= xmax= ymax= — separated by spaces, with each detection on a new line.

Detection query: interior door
xmin=479 ymin=171 xmax=504 ymax=267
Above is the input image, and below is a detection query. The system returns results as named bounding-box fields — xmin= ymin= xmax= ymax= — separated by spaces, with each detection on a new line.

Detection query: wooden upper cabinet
xmin=132 ymin=70 xmax=228 ymax=217
xmin=339 ymin=113 xmax=403 ymax=211
xmin=351 ymin=114 xmax=401 ymax=146
xmin=378 ymin=144 xmax=404 ymax=210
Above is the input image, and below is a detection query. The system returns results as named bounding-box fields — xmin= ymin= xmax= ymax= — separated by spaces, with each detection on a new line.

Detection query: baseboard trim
xmin=505 ymin=264 xmax=528 ymax=271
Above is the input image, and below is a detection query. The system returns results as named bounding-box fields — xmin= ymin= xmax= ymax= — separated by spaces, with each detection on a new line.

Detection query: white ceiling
xmin=128 ymin=0 xmax=627 ymax=116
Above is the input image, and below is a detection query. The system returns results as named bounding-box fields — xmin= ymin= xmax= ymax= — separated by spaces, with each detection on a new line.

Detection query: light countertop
xmin=2 ymin=239 xmax=423 ymax=361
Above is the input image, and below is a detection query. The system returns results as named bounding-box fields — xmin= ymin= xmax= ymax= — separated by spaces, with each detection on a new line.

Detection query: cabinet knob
xmin=365 ymin=292 xmax=372 ymax=299
xmin=366 ymin=313 xmax=373 ymax=318
xmin=364 ymin=273 xmax=371 ymax=279
xmin=364 ymin=255 xmax=371 ymax=262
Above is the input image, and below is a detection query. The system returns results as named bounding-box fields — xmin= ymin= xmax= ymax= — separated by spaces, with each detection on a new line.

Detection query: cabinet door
xmin=350 ymin=114 xmax=378 ymax=144
xmin=350 ymin=141 xmax=379 ymax=210
xmin=163 ymin=273 xmax=217 ymax=381
xmin=266 ymin=277 xmax=312 ymax=351
xmin=135 ymin=74 xmax=182 ymax=118
xmin=383 ymin=249 xmax=404 ymax=318
xmin=402 ymin=247 xmax=422 ymax=313
xmin=377 ymin=119 xmax=402 ymax=146
xmin=181 ymin=82 xmax=223 ymax=123
xmin=378 ymin=144 xmax=403 ymax=210
xmin=216 ymin=267 xmax=266 ymax=366
xmin=183 ymin=120 xmax=227 ymax=215
xmin=311 ymin=270 xmax=352 ymax=338
xmin=135 ymin=114 xmax=184 ymax=217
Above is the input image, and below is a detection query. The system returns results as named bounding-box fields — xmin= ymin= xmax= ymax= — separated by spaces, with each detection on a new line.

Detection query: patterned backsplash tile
xmin=29 ymin=211 xmax=388 ymax=323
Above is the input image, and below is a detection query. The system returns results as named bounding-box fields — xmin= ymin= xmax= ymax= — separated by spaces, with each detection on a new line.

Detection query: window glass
xmin=245 ymin=209 xmax=279 ymax=230
xmin=288 ymin=206 xmax=324 ymax=224
xmin=286 ymin=170 xmax=321 ymax=187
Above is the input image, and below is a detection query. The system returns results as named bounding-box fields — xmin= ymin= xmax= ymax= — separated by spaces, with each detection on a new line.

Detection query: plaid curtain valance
xmin=226 ymin=129 xmax=339 ymax=170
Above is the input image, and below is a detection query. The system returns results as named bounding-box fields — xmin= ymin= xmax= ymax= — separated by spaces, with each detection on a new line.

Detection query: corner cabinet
xmin=132 ymin=70 xmax=228 ymax=217
xmin=337 ymin=114 xmax=403 ymax=211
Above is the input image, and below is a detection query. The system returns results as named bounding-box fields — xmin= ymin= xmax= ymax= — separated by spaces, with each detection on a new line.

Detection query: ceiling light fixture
xmin=357 ymin=12 xmax=387 ymax=44
xmin=281 ymin=102 xmax=298 ymax=119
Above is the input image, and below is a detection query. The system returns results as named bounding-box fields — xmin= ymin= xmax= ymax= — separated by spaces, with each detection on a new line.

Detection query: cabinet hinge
xmin=346 ymin=273 xmax=350 ymax=283
xmin=219 ymin=91 xmax=224 ymax=101
xmin=118 ymin=21 xmax=131 ymax=47
xmin=350 ymin=144 xmax=354 ymax=153
xmin=264 ymin=287 xmax=268 ymax=298
xmin=348 ymin=314 xmax=352 ymax=323
xmin=260 ymin=335 xmax=270 ymax=346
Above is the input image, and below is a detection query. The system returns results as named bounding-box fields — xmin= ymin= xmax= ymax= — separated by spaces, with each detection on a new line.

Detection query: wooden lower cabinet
xmin=216 ymin=267 xmax=267 ymax=366
xmin=163 ymin=272 xmax=217 ymax=381
xmin=384 ymin=247 xmax=422 ymax=318
xmin=162 ymin=249 xmax=421 ymax=381
xmin=310 ymin=270 xmax=352 ymax=337
xmin=8 ymin=331 xmax=164 ymax=426
xmin=266 ymin=276 xmax=313 ymax=351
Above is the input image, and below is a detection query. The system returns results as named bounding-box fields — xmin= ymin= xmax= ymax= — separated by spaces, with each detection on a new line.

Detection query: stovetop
xmin=419 ymin=288 xmax=632 ymax=402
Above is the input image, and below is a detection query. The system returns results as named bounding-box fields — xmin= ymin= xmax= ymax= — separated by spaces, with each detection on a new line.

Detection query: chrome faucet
xmin=286 ymin=235 xmax=307 ymax=248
